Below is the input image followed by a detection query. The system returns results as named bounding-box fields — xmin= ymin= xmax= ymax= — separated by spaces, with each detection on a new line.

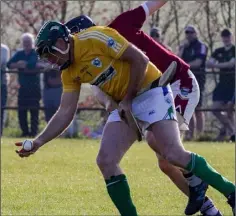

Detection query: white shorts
xmin=107 ymin=85 xmax=177 ymax=130
xmin=171 ymin=70 xmax=200 ymax=130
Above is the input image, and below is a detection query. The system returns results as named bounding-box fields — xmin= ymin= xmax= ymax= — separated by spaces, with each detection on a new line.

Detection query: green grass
xmin=1 ymin=138 xmax=235 ymax=215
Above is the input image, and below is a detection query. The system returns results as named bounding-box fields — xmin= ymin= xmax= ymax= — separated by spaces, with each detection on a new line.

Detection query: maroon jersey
xmin=108 ymin=6 xmax=190 ymax=84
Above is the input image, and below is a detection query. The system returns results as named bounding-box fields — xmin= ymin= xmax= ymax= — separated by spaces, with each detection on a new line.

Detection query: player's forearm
xmin=125 ymin=57 xmax=149 ymax=100
xmin=34 ymin=109 xmax=75 ymax=146
xmin=143 ymin=0 xmax=167 ymax=16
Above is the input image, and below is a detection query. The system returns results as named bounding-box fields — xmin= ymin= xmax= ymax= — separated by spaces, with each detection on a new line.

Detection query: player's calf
xmin=98 ymin=121 xmax=138 ymax=216
xmin=157 ymin=146 xmax=209 ymax=215
xmin=157 ymin=157 xmax=189 ymax=196
xmin=147 ymin=122 xmax=207 ymax=214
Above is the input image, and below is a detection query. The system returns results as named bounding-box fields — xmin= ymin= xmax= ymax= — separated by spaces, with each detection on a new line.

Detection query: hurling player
xmin=15 ymin=3 xmax=235 ymax=216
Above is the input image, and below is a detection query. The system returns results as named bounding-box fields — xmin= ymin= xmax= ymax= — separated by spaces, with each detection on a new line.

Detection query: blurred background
xmin=1 ymin=0 xmax=235 ymax=141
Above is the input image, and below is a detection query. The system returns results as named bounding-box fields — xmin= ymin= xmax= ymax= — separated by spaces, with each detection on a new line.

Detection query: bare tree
xmin=117 ymin=0 xmax=131 ymax=14
xmin=220 ymin=1 xmax=235 ymax=28
xmin=205 ymin=1 xmax=214 ymax=54
xmin=172 ymin=1 xmax=180 ymax=46
xmin=168 ymin=2 xmax=205 ymax=48
xmin=150 ymin=10 xmax=160 ymax=28
xmin=2 ymin=1 xmax=68 ymax=35
xmin=77 ymin=0 xmax=96 ymax=17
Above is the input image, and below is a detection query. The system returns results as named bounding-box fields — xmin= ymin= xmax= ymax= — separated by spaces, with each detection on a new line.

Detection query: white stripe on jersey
xmin=78 ymin=31 xmax=122 ymax=53
xmin=141 ymin=3 xmax=150 ymax=18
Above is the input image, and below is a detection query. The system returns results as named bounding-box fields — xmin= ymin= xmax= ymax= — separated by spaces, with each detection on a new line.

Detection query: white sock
xmin=200 ymin=198 xmax=219 ymax=216
xmin=185 ymin=173 xmax=202 ymax=187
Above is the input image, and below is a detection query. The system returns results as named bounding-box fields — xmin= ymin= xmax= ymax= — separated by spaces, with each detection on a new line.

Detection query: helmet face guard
xmin=36 ymin=41 xmax=54 ymax=59
xmin=37 ymin=42 xmax=71 ymax=71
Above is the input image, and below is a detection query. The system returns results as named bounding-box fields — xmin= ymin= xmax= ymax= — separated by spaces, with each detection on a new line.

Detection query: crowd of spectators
xmin=0 ymin=25 xmax=235 ymax=141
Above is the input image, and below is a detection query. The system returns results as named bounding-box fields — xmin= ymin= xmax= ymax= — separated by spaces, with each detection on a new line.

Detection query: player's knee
xmin=96 ymin=153 xmax=115 ymax=171
xmin=96 ymin=154 xmax=107 ymax=170
xmin=162 ymin=148 xmax=187 ymax=167
xmin=158 ymin=158 xmax=173 ymax=174
xmin=163 ymin=152 xmax=180 ymax=165
xmin=145 ymin=131 xmax=156 ymax=146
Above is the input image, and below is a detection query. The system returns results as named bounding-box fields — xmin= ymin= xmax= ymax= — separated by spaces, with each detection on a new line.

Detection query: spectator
xmin=177 ymin=25 xmax=208 ymax=140
xmin=1 ymin=43 xmax=10 ymax=136
xmin=206 ymin=29 xmax=235 ymax=141
xmin=150 ymin=27 xmax=172 ymax=51
xmin=7 ymin=33 xmax=41 ymax=137
xmin=43 ymin=68 xmax=62 ymax=122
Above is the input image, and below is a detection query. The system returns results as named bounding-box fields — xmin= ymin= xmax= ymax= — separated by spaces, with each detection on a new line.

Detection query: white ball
xmin=23 ymin=140 xmax=33 ymax=151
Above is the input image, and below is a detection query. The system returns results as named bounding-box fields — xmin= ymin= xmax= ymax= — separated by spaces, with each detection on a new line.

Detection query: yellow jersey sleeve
xmin=61 ymin=70 xmax=81 ymax=92
xmin=78 ymin=26 xmax=129 ymax=59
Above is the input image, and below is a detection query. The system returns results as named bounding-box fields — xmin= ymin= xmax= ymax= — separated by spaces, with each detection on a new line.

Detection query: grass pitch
xmin=1 ymin=138 xmax=235 ymax=215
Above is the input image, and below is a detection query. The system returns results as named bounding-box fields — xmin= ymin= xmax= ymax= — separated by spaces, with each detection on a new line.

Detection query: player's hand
xmin=105 ymin=99 xmax=118 ymax=113
xmin=118 ymin=98 xmax=132 ymax=121
xmin=15 ymin=140 xmax=42 ymax=158
xmin=119 ymin=98 xmax=132 ymax=113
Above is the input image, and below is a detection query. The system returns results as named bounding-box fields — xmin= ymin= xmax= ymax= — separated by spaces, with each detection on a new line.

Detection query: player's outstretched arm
xmin=15 ymin=91 xmax=80 ymax=157
xmin=143 ymin=0 xmax=167 ymax=16
xmin=35 ymin=91 xmax=80 ymax=145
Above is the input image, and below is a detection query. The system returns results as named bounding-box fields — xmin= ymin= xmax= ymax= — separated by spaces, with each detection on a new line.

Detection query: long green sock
xmin=186 ymin=153 xmax=235 ymax=197
xmin=105 ymin=174 xmax=138 ymax=216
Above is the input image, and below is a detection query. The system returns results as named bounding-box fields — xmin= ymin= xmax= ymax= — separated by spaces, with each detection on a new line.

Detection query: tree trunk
xmin=205 ymin=1 xmax=213 ymax=55
xmin=88 ymin=1 xmax=96 ymax=17
xmin=60 ymin=1 xmax=67 ymax=23
xmin=118 ymin=0 xmax=124 ymax=13
xmin=172 ymin=1 xmax=180 ymax=47
xmin=227 ymin=1 xmax=231 ymax=28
